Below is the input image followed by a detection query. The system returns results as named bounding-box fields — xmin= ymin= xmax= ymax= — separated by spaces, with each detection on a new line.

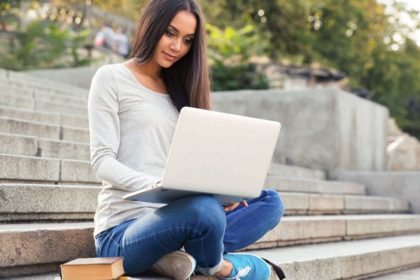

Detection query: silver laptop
xmin=123 ymin=107 xmax=281 ymax=205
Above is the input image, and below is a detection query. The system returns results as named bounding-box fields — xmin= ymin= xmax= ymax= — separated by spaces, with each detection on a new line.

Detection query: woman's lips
xmin=163 ymin=51 xmax=177 ymax=61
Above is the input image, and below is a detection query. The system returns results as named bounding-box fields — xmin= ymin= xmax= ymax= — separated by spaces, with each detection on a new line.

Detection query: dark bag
xmin=263 ymin=258 xmax=286 ymax=279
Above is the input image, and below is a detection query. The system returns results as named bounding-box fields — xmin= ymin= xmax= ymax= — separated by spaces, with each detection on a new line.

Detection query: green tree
xmin=206 ymin=23 xmax=269 ymax=91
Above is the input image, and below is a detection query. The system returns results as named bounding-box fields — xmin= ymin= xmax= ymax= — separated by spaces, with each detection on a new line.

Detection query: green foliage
xmin=0 ymin=19 xmax=91 ymax=70
xmin=201 ymin=0 xmax=420 ymax=136
xmin=211 ymin=64 xmax=269 ymax=91
xmin=206 ymin=23 xmax=269 ymax=91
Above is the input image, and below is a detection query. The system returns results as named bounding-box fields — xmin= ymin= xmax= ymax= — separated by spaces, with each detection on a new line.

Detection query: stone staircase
xmin=1 ymin=69 xmax=420 ymax=279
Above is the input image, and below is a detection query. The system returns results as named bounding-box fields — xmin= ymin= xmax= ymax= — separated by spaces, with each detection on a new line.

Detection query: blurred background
xmin=1 ymin=2 xmax=420 ymax=278
xmin=0 ymin=0 xmax=419 ymax=137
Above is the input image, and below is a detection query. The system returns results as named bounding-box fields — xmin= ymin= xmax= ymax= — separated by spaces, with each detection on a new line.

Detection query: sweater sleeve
xmin=88 ymin=65 xmax=159 ymax=192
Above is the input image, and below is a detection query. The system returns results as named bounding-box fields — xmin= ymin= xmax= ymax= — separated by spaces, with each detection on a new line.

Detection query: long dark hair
xmin=131 ymin=0 xmax=210 ymax=111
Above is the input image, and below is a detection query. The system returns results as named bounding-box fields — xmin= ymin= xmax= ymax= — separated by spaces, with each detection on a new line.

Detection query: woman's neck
xmin=131 ymin=58 xmax=162 ymax=79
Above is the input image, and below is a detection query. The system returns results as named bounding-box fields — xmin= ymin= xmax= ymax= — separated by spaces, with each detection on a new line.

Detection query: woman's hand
xmin=223 ymin=201 xmax=248 ymax=212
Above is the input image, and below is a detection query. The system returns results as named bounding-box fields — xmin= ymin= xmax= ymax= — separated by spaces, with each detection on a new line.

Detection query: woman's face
xmin=153 ymin=10 xmax=197 ymax=68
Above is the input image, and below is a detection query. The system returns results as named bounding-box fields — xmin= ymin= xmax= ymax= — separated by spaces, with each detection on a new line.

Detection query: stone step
xmin=0 ymin=153 xmax=363 ymax=194
xmin=248 ymin=214 xmax=420 ymax=250
xmin=2 ymin=217 xmax=420 ymax=278
xmin=0 ymin=133 xmax=90 ymax=160
xmin=0 ymin=184 xmax=410 ymax=222
xmin=0 ymin=85 xmax=87 ymax=105
xmin=248 ymin=234 xmax=420 ymax=280
xmin=0 ymin=154 xmax=97 ymax=183
xmin=0 ymin=72 xmax=87 ymax=97
xmin=369 ymin=266 xmax=420 ymax=279
xmin=266 ymin=176 xmax=366 ymax=195
xmin=0 ymin=117 xmax=89 ymax=143
xmin=0 ymin=223 xmax=95 ymax=277
xmin=283 ymin=192 xmax=410 ymax=215
xmin=0 ymin=93 xmax=87 ymax=115
xmin=0 ymin=105 xmax=89 ymax=128
xmin=9 ymin=265 xmax=420 ymax=280
xmin=268 ymin=164 xmax=326 ymax=180
xmin=0 ymin=184 xmax=100 ymax=222
xmin=0 ymin=134 xmax=325 ymax=176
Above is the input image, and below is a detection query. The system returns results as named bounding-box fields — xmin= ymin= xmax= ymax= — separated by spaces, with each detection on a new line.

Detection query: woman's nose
xmin=170 ymin=39 xmax=181 ymax=51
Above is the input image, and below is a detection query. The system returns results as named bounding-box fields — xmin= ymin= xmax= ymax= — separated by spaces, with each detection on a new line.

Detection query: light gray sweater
xmin=88 ymin=63 xmax=179 ymax=237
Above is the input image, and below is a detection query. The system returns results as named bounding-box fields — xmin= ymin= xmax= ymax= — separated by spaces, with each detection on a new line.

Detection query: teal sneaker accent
xmin=220 ymin=253 xmax=271 ymax=280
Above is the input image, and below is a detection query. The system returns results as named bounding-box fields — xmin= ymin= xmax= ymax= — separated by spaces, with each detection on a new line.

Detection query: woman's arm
xmin=88 ymin=66 xmax=158 ymax=192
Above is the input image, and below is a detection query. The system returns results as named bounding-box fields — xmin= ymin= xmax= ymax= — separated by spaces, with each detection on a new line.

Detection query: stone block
xmin=345 ymin=215 xmax=420 ymax=237
xmin=339 ymin=247 xmax=420 ymax=278
xmin=27 ymin=66 xmax=98 ymax=90
xmin=0 ymin=184 xmax=99 ymax=214
xmin=281 ymin=192 xmax=309 ymax=214
xmin=0 ymin=94 xmax=35 ymax=109
xmin=0 ymin=117 xmax=60 ymax=140
xmin=212 ymin=89 xmax=389 ymax=171
xmin=0 ymin=133 xmax=37 ymax=156
xmin=266 ymin=176 xmax=365 ymax=195
xmin=38 ymin=139 xmax=90 ymax=160
xmin=0 ymin=68 xmax=7 ymax=79
xmin=0 ymin=223 xmax=95 ymax=269
xmin=280 ymin=259 xmax=341 ymax=280
xmin=309 ymin=194 xmax=344 ymax=214
xmin=345 ymin=196 xmax=391 ymax=213
xmin=33 ymin=91 xmax=86 ymax=106
xmin=268 ymin=164 xmax=325 ymax=180
xmin=35 ymin=100 xmax=87 ymax=115
xmin=61 ymin=126 xmax=89 ymax=143
xmin=0 ymin=154 xmax=59 ymax=181
xmin=390 ymin=199 xmax=410 ymax=212
xmin=0 ymin=106 xmax=61 ymax=125
xmin=60 ymin=159 xmax=99 ymax=183
xmin=60 ymin=114 xmax=89 ymax=128
xmin=277 ymin=217 xmax=345 ymax=243
xmin=331 ymin=171 xmax=420 ymax=213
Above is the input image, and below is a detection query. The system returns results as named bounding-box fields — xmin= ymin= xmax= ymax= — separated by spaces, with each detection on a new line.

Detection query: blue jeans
xmin=95 ymin=189 xmax=284 ymax=276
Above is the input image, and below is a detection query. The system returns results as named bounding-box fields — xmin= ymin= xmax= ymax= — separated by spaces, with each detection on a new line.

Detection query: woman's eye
xmin=165 ymin=30 xmax=175 ymax=37
xmin=184 ymin=38 xmax=193 ymax=45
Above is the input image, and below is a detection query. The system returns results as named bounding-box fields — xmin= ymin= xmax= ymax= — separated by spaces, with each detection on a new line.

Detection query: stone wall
xmin=331 ymin=170 xmax=420 ymax=214
xmin=212 ymin=88 xmax=389 ymax=171
xmin=387 ymin=118 xmax=420 ymax=171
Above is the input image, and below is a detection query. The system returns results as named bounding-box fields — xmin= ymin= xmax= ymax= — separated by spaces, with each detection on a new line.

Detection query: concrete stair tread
xmin=0 ymin=92 xmax=87 ymax=110
xmin=0 ymin=154 xmax=97 ymax=183
xmin=0 ymin=94 xmax=87 ymax=115
xmin=2 ymin=225 xmax=420 ymax=279
xmin=0 ymin=88 xmax=87 ymax=106
xmin=0 ymin=132 xmax=90 ymax=160
xmin=0 ymin=84 xmax=87 ymax=100
xmin=250 ymin=213 xmax=420 ymax=249
xmin=0 ymin=104 xmax=88 ymax=124
xmin=0 ymin=116 xmax=88 ymax=131
xmin=0 ymin=222 xmax=93 ymax=232
xmin=12 ymin=267 xmax=420 ymax=280
xmin=267 ymin=176 xmax=366 ymax=195
xmin=0 ymin=116 xmax=89 ymax=143
xmin=249 ymin=234 xmax=420 ymax=279
xmin=0 ymin=183 xmax=410 ymax=223
xmin=2 ymin=213 xmax=419 ymax=230
xmin=368 ymin=266 xmax=420 ymax=279
xmin=268 ymin=163 xmax=326 ymax=180
xmin=1 ymin=154 xmax=366 ymax=194
xmin=0 ymin=173 xmax=408 ymax=216
xmin=0 ymin=72 xmax=87 ymax=95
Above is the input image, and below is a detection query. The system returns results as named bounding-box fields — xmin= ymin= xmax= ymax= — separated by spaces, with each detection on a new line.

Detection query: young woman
xmin=88 ymin=0 xmax=285 ymax=279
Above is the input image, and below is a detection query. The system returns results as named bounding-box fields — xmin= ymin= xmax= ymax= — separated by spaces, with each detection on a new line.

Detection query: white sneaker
xmin=150 ymin=251 xmax=196 ymax=280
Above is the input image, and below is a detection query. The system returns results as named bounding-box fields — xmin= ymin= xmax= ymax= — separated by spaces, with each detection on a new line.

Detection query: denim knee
xmin=183 ymin=195 xmax=226 ymax=234
xmin=262 ymin=189 xmax=285 ymax=226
